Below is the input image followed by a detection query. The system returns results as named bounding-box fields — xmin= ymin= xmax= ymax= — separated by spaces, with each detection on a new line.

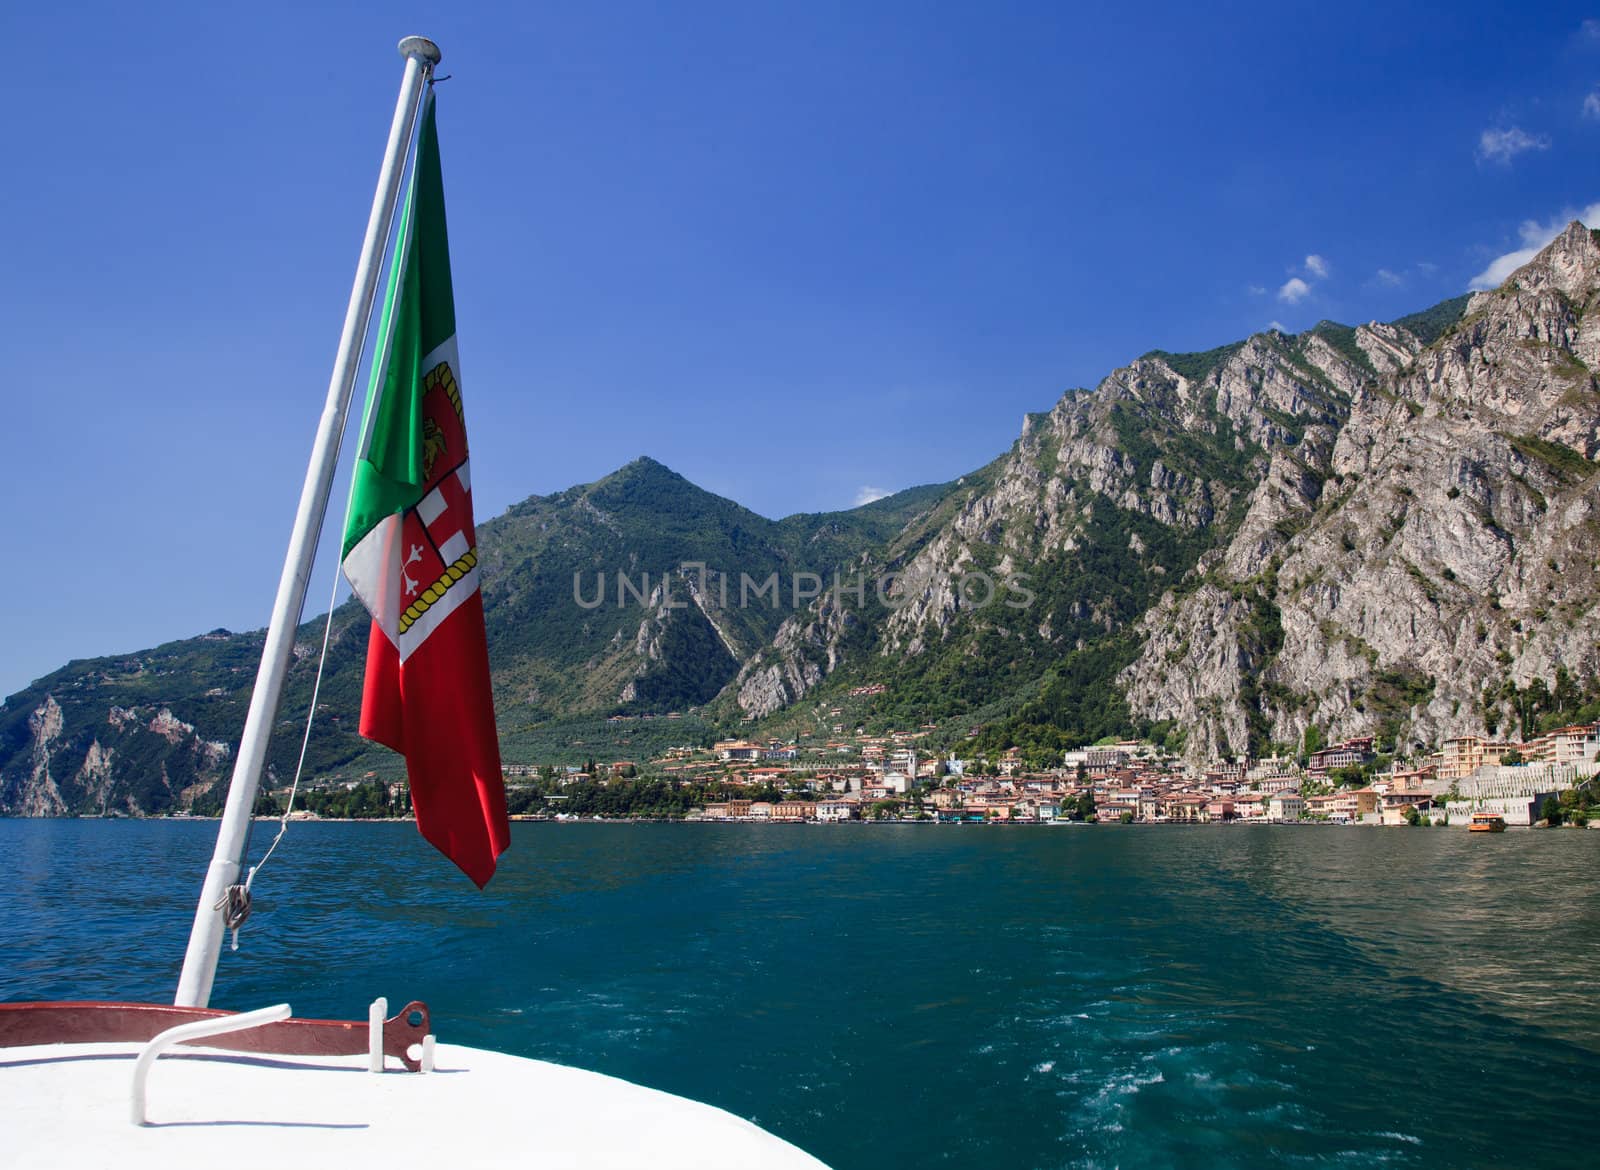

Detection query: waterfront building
xmin=1306 ymin=791 xmax=1361 ymax=822
xmin=1232 ymin=793 xmax=1266 ymax=820
xmin=1099 ymin=797 xmax=1138 ymax=820
xmin=816 ymin=799 xmax=857 ymax=822
xmin=1306 ymin=793 xmax=1338 ymax=818
xmin=1267 ymin=790 xmax=1305 ymax=821
xmin=1346 ymin=787 xmax=1381 ymax=818
xmin=1380 ymin=795 xmax=1435 ymax=825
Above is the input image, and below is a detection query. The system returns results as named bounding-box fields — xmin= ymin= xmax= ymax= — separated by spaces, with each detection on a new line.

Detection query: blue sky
xmin=5 ymin=1 xmax=1600 ymax=697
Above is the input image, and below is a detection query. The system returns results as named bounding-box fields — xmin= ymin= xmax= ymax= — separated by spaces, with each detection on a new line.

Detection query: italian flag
xmin=341 ymin=91 xmax=509 ymax=887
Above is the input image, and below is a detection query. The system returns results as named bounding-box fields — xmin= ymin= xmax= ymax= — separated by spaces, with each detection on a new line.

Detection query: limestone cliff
xmin=790 ymin=313 xmax=1394 ymax=744
xmin=1123 ymin=223 xmax=1600 ymax=760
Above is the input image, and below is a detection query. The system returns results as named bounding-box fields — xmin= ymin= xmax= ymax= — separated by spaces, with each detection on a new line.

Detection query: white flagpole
xmin=175 ymin=36 xmax=442 ymax=1009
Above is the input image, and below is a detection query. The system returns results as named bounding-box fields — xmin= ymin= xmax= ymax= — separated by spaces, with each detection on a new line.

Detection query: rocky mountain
xmin=0 ymin=618 xmax=373 ymax=818
xmin=731 ymin=225 xmax=1599 ymax=765
xmin=774 ymin=304 xmax=1412 ymax=750
xmin=1124 ymin=221 xmax=1600 ymax=760
xmin=4 ymin=223 xmax=1597 ymax=812
xmin=475 ymin=457 xmax=957 ymax=722
xmin=0 ymin=463 xmax=961 ymax=815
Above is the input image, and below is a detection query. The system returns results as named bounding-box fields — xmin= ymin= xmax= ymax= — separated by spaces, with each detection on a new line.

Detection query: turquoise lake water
xmin=3 ymin=819 xmax=1597 ymax=1168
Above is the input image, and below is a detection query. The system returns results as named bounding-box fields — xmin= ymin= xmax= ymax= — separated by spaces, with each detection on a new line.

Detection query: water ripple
xmin=2 ymin=820 xmax=1597 ymax=1169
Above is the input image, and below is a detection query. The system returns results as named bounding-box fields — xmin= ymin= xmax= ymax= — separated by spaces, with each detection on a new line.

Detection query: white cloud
xmin=1584 ymin=18 xmax=1600 ymax=41
xmin=1257 ymin=254 xmax=1328 ymax=305
xmin=1469 ymin=200 xmax=1600 ymax=290
xmin=1268 ymin=320 xmax=1289 ymax=333
xmin=1476 ymin=126 xmax=1552 ymax=165
xmin=1277 ymin=277 xmax=1312 ymax=304
xmin=853 ymin=485 xmax=890 ymax=506
xmin=1585 ymin=90 xmax=1600 ymax=120
xmin=1375 ymin=268 xmax=1405 ymax=287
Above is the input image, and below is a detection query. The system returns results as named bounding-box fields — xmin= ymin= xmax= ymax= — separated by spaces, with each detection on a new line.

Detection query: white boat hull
xmin=4 ymin=1040 xmax=830 ymax=1169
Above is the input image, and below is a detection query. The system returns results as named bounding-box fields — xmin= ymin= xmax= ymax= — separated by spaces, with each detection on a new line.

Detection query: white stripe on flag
xmin=417 ymin=488 xmax=447 ymax=527
xmin=342 ymin=514 xmax=405 ymax=643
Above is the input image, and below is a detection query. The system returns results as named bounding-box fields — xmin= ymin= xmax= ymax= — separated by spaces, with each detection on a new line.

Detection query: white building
xmin=1525 ymin=725 xmax=1600 ymax=766
xmin=880 ymin=771 xmax=911 ymax=795
xmin=1267 ymin=789 xmax=1305 ymax=822
xmin=816 ymin=800 xmax=857 ymax=822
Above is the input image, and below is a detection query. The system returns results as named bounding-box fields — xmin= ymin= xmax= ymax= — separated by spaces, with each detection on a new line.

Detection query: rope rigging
xmin=218 ymin=550 xmax=349 ymax=952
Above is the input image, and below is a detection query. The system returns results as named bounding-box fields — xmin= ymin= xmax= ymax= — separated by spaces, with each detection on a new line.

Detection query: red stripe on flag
xmin=359 ymin=593 xmax=509 ymax=888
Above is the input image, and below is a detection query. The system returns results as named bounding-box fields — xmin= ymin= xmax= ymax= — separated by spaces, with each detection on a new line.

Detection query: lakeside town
xmin=597 ymin=725 xmax=1599 ymax=827
xmin=281 ymin=706 xmax=1600 ymax=829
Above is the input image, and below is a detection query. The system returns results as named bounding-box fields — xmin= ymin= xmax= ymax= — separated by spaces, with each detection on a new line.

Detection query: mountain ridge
xmin=6 ymin=224 xmax=1597 ymax=812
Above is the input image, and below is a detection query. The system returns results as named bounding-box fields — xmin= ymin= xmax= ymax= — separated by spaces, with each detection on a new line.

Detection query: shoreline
xmin=12 ymin=813 xmax=1590 ymax=829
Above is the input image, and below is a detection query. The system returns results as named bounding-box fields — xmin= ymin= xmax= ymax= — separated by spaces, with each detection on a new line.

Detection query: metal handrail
xmin=131 ymin=1003 xmax=292 ymax=1125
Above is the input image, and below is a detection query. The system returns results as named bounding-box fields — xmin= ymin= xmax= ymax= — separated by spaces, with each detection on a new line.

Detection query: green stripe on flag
xmin=343 ymin=92 xmax=459 ymax=560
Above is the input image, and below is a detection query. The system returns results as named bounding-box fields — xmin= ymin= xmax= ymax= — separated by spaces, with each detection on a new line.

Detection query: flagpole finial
xmin=399 ymin=36 xmax=442 ymax=66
